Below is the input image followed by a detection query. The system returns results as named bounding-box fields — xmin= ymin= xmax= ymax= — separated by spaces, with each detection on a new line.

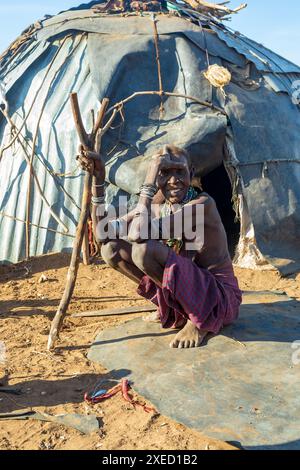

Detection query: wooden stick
xmin=82 ymin=223 xmax=90 ymax=266
xmin=105 ymin=90 xmax=227 ymax=116
xmin=151 ymin=15 xmax=164 ymax=115
xmin=72 ymin=305 xmax=157 ymax=318
xmin=47 ymin=94 xmax=109 ymax=350
xmin=70 ymin=92 xmax=90 ymax=148
xmin=183 ymin=0 xmax=247 ymax=16
xmin=93 ymin=98 xmax=110 ymax=137
xmin=47 ymin=172 xmax=92 ymax=350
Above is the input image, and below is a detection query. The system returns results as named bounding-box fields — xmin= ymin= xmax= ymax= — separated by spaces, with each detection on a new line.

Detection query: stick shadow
xmin=0 ymin=369 xmax=130 ymax=414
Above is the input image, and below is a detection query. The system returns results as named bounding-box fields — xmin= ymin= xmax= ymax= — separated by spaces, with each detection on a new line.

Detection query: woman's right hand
xmin=76 ymin=145 xmax=105 ymax=180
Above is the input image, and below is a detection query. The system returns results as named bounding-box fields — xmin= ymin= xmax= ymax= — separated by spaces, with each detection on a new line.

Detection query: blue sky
xmin=0 ymin=0 xmax=299 ymax=65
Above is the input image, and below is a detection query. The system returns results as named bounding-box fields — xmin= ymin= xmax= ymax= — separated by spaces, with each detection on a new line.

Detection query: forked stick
xmin=47 ymin=94 xmax=110 ymax=350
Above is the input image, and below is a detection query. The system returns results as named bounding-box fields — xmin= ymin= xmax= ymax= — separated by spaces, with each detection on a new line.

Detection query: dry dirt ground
xmin=0 ymin=253 xmax=299 ymax=451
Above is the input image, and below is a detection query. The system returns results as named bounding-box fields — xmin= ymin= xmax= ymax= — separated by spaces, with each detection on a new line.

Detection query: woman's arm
xmin=77 ymin=147 xmax=146 ymax=243
xmin=127 ymin=154 xmax=162 ymax=242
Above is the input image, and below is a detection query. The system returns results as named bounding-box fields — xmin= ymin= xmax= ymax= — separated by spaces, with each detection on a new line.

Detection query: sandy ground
xmin=0 ymin=253 xmax=299 ymax=451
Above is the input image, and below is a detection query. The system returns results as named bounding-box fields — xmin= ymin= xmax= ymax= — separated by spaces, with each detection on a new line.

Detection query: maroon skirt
xmin=137 ymin=250 xmax=242 ymax=334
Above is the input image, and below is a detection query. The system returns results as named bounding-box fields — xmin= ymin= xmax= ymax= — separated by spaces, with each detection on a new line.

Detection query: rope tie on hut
xmin=204 ymin=64 xmax=232 ymax=98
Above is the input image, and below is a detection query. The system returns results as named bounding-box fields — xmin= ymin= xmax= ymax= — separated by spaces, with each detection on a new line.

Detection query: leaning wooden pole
xmin=47 ymin=94 xmax=109 ymax=350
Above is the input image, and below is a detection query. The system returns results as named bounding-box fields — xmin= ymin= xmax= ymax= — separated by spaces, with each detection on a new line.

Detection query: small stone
xmin=253 ymin=407 xmax=261 ymax=414
xmin=41 ymin=391 xmax=47 ymax=396
xmin=38 ymin=274 xmax=48 ymax=284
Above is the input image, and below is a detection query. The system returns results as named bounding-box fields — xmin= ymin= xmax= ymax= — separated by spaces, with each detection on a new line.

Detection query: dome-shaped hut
xmin=1 ymin=0 xmax=300 ymax=275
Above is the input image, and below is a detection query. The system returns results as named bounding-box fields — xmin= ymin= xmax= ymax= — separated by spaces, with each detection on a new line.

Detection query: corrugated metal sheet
xmin=210 ymin=24 xmax=300 ymax=74
xmin=37 ymin=14 xmax=204 ymax=42
xmin=263 ymin=72 xmax=300 ymax=95
xmin=0 ymin=34 xmax=94 ymax=263
xmin=0 ymin=40 xmax=51 ymax=94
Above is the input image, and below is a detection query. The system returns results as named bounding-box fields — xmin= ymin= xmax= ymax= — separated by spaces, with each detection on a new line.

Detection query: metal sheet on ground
xmin=88 ymin=291 xmax=300 ymax=450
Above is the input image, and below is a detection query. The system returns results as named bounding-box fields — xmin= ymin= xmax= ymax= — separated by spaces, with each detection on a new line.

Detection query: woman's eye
xmin=159 ymin=170 xmax=168 ymax=177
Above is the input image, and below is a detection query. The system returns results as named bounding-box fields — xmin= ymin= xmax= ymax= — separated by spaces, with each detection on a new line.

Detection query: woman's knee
xmin=101 ymin=241 xmax=121 ymax=269
xmin=131 ymin=242 xmax=152 ymax=272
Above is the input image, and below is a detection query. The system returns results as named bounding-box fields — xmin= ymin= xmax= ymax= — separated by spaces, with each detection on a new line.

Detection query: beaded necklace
xmin=160 ymin=186 xmax=200 ymax=254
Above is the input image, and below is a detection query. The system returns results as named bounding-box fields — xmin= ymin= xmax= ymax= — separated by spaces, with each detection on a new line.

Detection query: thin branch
xmin=26 ymin=35 xmax=72 ymax=258
xmin=93 ymin=97 xmax=110 ymax=139
xmin=151 ymin=14 xmax=164 ymax=115
xmin=182 ymin=0 xmax=247 ymax=18
xmin=1 ymin=112 xmax=82 ymax=210
xmin=0 ymin=211 xmax=74 ymax=238
xmin=0 ymin=107 xmax=69 ymax=232
xmin=105 ymin=90 xmax=227 ymax=116
xmin=100 ymin=108 xmax=118 ymax=136
xmin=95 ymin=109 xmax=118 ymax=154
xmin=0 ymin=35 xmax=73 ymax=159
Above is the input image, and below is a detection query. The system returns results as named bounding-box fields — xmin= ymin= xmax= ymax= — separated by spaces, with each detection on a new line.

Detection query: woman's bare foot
xmin=143 ymin=310 xmax=160 ymax=323
xmin=170 ymin=320 xmax=208 ymax=348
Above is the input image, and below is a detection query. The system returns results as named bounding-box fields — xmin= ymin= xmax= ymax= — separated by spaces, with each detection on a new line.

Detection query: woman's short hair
xmin=157 ymin=145 xmax=192 ymax=168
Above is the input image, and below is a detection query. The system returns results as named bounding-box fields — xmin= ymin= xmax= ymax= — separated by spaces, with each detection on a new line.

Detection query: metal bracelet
xmin=91 ymin=195 xmax=105 ymax=205
xmin=140 ymin=184 xmax=158 ymax=199
xmin=92 ymin=182 xmax=106 ymax=188
xmin=140 ymin=191 xmax=154 ymax=200
xmin=141 ymin=183 xmax=158 ymax=193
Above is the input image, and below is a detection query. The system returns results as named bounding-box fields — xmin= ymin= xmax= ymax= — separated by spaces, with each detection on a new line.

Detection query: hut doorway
xmin=201 ymin=163 xmax=240 ymax=259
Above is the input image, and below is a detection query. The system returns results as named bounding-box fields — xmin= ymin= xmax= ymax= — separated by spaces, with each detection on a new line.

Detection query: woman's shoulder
xmin=193 ymin=191 xmax=215 ymax=207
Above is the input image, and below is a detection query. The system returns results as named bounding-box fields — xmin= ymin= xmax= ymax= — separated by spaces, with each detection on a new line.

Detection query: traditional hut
xmin=1 ymin=0 xmax=300 ymax=275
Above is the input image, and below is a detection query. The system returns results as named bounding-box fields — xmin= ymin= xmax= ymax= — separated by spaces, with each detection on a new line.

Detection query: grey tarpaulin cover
xmin=0 ymin=1 xmax=300 ymax=274
xmin=88 ymin=291 xmax=300 ymax=450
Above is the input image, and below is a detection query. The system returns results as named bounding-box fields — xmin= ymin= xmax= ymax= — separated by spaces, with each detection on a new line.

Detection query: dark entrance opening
xmin=201 ymin=163 xmax=240 ymax=259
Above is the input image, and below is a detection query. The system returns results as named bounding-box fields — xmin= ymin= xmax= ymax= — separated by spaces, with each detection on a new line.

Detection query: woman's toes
xmin=170 ymin=339 xmax=179 ymax=348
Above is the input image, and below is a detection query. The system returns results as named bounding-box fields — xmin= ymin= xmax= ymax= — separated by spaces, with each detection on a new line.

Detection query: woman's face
xmin=156 ymin=154 xmax=191 ymax=204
